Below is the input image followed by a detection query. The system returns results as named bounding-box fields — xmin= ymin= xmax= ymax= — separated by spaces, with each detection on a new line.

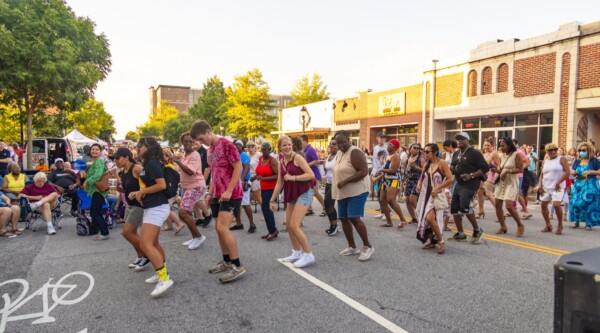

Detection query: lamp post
xmin=219 ymin=126 xmax=224 ymax=136
xmin=300 ymin=106 xmax=310 ymax=134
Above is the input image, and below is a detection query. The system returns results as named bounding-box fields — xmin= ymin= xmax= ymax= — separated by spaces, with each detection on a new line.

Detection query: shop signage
xmin=379 ymin=92 xmax=406 ymax=117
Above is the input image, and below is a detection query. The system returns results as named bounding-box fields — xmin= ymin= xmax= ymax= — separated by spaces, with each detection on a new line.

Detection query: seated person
xmin=36 ymin=158 xmax=49 ymax=172
xmin=0 ymin=191 xmax=21 ymax=237
xmin=19 ymin=172 xmax=60 ymax=235
xmin=1 ymin=163 xmax=27 ymax=201
xmin=48 ymin=158 xmax=80 ymax=216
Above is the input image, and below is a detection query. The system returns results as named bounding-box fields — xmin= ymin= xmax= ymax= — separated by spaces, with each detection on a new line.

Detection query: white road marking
xmin=277 ymin=259 xmax=409 ymax=333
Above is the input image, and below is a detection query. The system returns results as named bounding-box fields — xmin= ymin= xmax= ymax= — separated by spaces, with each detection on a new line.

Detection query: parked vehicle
xmin=23 ymin=138 xmax=76 ymax=171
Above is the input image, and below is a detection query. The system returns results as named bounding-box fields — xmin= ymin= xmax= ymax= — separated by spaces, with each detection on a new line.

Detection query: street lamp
xmin=219 ymin=126 xmax=224 ymax=136
xmin=300 ymin=106 xmax=311 ymax=134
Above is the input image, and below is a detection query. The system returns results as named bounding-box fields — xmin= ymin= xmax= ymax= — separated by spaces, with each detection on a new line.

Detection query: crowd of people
xmin=1 ymin=123 xmax=599 ymax=298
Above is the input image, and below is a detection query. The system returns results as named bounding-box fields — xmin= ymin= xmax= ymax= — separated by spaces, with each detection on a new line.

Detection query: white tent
xmin=63 ymin=129 xmax=97 ymax=144
xmin=94 ymin=136 xmax=108 ymax=146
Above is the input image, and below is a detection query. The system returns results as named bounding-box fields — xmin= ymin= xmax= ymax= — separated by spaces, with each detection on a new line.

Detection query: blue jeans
xmin=91 ymin=192 xmax=109 ymax=236
xmin=261 ymin=189 xmax=277 ymax=234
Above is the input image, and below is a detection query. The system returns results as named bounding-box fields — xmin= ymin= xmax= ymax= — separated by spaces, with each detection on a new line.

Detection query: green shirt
xmin=85 ymin=158 xmax=108 ymax=197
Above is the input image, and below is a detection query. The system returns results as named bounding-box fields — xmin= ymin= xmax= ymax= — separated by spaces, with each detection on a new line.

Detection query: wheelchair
xmin=76 ymin=190 xmax=113 ymax=230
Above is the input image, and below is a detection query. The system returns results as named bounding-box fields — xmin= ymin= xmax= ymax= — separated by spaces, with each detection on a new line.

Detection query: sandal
xmin=319 ymin=211 xmax=327 ymax=217
xmin=569 ymin=223 xmax=580 ymax=229
xmin=437 ymin=241 xmax=446 ymax=255
xmin=555 ymin=226 xmax=563 ymax=235
xmin=540 ymin=226 xmax=553 ymax=233
xmin=421 ymin=243 xmax=436 ymax=250
xmin=12 ymin=228 xmax=22 ymax=235
xmin=174 ymin=224 xmax=185 ymax=236
xmin=475 ymin=212 xmax=485 ymax=219
xmin=379 ymin=223 xmax=393 ymax=227
xmin=397 ymin=222 xmax=407 ymax=230
xmin=584 ymin=225 xmax=592 ymax=231
xmin=0 ymin=230 xmax=16 ymax=238
xmin=521 ymin=213 xmax=533 ymax=220
xmin=161 ymin=227 xmax=174 ymax=232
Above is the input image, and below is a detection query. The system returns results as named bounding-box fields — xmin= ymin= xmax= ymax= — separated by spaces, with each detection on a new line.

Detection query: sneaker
xmin=182 ymin=239 xmax=194 ymax=246
xmin=134 ymin=257 xmax=151 ymax=271
xmin=339 ymin=247 xmax=361 ymax=256
xmin=47 ymin=225 xmax=56 ymax=235
xmin=374 ymin=213 xmax=384 ymax=219
xmin=293 ymin=253 xmax=316 ymax=268
xmin=280 ymin=250 xmax=302 ymax=262
xmin=70 ymin=210 xmax=78 ymax=217
xmin=151 ymin=279 xmax=174 ymax=297
xmin=29 ymin=202 xmax=40 ymax=212
xmin=194 ymin=219 xmax=202 ymax=226
xmin=219 ymin=265 xmax=246 ymax=284
xmin=128 ymin=257 xmax=142 ymax=268
xmin=201 ymin=215 xmax=212 ymax=228
xmin=328 ymin=225 xmax=340 ymax=236
xmin=229 ymin=224 xmax=244 ymax=231
xmin=448 ymin=232 xmax=467 ymax=241
xmin=188 ymin=235 xmax=206 ymax=250
xmin=471 ymin=228 xmax=484 ymax=244
xmin=145 ymin=274 xmax=159 ymax=284
xmin=209 ymin=261 xmax=231 ymax=274
xmin=248 ymin=225 xmax=256 ymax=234
xmin=358 ymin=246 xmax=375 ymax=261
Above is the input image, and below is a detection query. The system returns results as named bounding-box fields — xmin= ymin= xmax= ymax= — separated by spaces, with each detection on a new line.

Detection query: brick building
xmin=149 ymin=85 xmax=203 ymax=114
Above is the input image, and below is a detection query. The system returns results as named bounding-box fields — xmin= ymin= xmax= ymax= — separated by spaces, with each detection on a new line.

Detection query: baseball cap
xmin=112 ymin=147 xmax=133 ymax=159
xmin=234 ymin=140 xmax=244 ymax=147
xmin=377 ymin=131 xmax=386 ymax=138
xmin=389 ymin=139 xmax=400 ymax=148
xmin=455 ymin=132 xmax=470 ymax=140
xmin=55 ymin=158 xmax=64 ymax=163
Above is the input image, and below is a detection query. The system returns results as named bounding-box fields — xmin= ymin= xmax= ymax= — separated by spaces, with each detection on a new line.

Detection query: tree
xmin=0 ymin=102 xmax=23 ymax=144
xmin=162 ymin=113 xmax=194 ymax=145
xmin=188 ymin=75 xmax=227 ymax=129
xmin=125 ymin=131 xmax=139 ymax=142
xmin=289 ymin=73 xmax=330 ymax=106
xmin=67 ymin=99 xmax=116 ymax=142
xmin=138 ymin=100 xmax=179 ymax=139
xmin=225 ymin=69 xmax=276 ymax=140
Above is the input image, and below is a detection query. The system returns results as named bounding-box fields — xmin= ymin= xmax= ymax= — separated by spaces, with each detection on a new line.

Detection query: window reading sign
xmin=464 ymin=122 xmax=476 ymax=129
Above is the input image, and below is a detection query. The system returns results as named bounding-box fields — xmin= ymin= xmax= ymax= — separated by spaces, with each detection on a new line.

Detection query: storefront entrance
xmin=480 ymin=129 xmax=513 ymax=145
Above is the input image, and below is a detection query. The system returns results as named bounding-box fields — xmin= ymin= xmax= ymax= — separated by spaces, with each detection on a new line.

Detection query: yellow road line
xmin=364 ymin=208 xmax=570 ymax=256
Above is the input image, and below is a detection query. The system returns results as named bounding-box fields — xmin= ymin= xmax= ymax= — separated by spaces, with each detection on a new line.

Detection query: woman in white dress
xmin=493 ymin=138 xmax=525 ymax=237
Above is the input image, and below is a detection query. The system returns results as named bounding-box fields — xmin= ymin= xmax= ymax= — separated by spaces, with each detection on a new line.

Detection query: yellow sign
xmin=379 ymin=92 xmax=406 ymax=117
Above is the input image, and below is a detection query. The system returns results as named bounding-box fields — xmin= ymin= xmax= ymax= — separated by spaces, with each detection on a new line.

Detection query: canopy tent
xmin=94 ymin=136 xmax=108 ymax=145
xmin=63 ymin=129 xmax=97 ymax=144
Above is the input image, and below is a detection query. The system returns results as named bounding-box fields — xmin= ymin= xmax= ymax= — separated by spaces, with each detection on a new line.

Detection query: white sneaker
xmin=128 ymin=257 xmax=142 ymax=268
xmin=134 ymin=257 xmax=151 ymax=271
xmin=188 ymin=235 xmax=206 ymax=250
xmin=145 ymin=275 xmax=159 ymax=284
xmin=47 ymin=225 xmax=56 ymax=235
xmin=293 ymin=253 xmax=316 ymax=268
xmin=182 ymin=239 xmax=194 ymax=246
xmin=374 ymin=213 xmax=384 ymax=219
xmin=358 ymin=246 xmax=375 ymax=261
xmin=151 ymin=279 xmax=173 ymax=297
xmin=280 ymin=250 xmax=302 ymax=263
xmin=339 ymin=247 xmax=361 ymax=256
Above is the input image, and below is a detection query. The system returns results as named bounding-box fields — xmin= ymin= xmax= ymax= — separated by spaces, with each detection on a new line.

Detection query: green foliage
xmin=0 ymin=0 xmax=111 ymax=167
xmin=138 ymin=100 xmax=179 ymax=140
xmin=225 ymin=69 xmax=276 ymax=140
xmin=66 ymin=99 xmax=115 ymax=142
xmin=188 ymin=75 xmax=227 ymax=129
xmin=289 ymin=73 xmax=330 ymax=106
xmin=125 ymin=131 xmax=139 ymax=142
xmin=0 ymin=103 xmax=23 ymax=143
xmin=162 ymin=113 xmax=194 ymax=145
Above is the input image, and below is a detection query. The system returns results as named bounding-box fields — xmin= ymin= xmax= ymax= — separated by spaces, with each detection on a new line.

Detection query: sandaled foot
xmin=161 ymin=227 xmax=174 ymax=232
xmin=0 ymin=230 xmax=16 ymax=238
xmin=540 ymin=226 xmax=553 ymax=233
xmin=319 ymin=211 xmax=327 ymax=217
xmin=421 ymin=243 xmax=436 ymax=250
xmin=495 ymin=227 xmax=507 ymax=234
xmin=569 ymin=223 xmax=580 ymax=229
xmin=437 ymin=241 xmax=446 ymax=255
xmin=555 ymin=226 xmax=563 ymax=235
xmin=521 ymin=213 xmax=532 ymax=220
xmin=397 ymin=222 xmax=407 ymax=230
xmin=379 ymin=223 xmax=393 ymax=227
xmin=516 ymin=225 xmax=525 ymax=237
xmin=584 ymin=225 xmax=592 ymax=231
xmin=174 ymin=224 xmax=185 ymax=235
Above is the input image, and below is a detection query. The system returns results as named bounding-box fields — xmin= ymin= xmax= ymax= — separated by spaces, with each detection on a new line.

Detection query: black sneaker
xmin=471 ymin=228 xmax=484 ymax=244
xmin=201 ymin=215 xmax=212 ymax=228
xmin=230 ymin=224 xmax=244 ymax=231
xmin=248 ymin=225 xmax=256 ymax=234
xmin=328 ymin=225 xmax=340 ymax=236
xmin=195 ymin=219 xmax=203 ymax=226
xmin=448 ymin=232 xmax=467 ymax=241
xmin=134 ymin=257 xmax=151 ymax=271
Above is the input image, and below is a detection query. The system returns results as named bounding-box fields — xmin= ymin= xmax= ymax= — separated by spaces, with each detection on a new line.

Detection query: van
xmin=23 ymin=138 xmax=76 ymax=171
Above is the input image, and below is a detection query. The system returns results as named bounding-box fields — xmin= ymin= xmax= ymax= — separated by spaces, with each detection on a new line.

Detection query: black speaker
xmin=554 ymin=247 xmax=600 ymax=333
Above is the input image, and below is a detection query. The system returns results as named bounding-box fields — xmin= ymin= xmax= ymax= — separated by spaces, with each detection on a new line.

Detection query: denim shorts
xmin=337 ymin=192 xmax=368 ymax=219
xmin=290 ymin=188 xmax=314 ymax=208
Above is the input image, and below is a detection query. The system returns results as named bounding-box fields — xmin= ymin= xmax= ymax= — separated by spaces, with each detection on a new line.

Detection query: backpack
xmin=163 ymin=165 xmax=180 ymax=199
xmin=76 ymin=213 xmax=98 ymax=236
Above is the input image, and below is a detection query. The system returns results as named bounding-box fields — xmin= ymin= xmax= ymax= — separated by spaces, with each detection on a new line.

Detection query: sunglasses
xmin=423 ymin=150 xmax=433 ymax=154
xmin=547 ymin=148 xmax=558 ymax=152
xmin=579 ymin=149 xmax=588 ymax=152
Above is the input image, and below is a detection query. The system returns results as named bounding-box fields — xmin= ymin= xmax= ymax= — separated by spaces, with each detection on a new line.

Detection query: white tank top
xmin=324 ymin=155 xmax=336 ymax=184
xmin=542 ymin=157 xmax=565 ymax=189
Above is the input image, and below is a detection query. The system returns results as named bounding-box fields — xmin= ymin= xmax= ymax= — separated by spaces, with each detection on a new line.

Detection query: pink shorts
xmin=180 ymin=187 xmax=206 ymax=212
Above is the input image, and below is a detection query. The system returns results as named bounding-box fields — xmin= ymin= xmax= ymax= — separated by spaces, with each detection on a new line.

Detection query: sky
xmin=66 ymin=0 xmax=600 ymax=138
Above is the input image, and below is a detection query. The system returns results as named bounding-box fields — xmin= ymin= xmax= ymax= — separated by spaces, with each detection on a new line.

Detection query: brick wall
xmin=559 ymin=53 xmax=570 ymax=149
xmin=481 ymin=67 xmax=493 ymax=95
xmin=436 ymin=73 xmax=463 ymax=107
xmin=514 ymin=52 xmax=556 ymax=97
xmin=425 ymin=81 xmax=431 ymax=143
xmin=468 ymin=70 xmax=477 ymax=97
xmin=578 ymin=43 xmax=600 ymax=89
xmin=497 ymin=63 xmax=509 ymax=93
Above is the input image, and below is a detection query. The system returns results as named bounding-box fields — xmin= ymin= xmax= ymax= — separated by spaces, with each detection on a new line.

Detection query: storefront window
xmin=446 ymin=120 xmax=461 ymax=130
xmin=540 ymin=113 xmax=553 ymax=125
xmin=515 ymin=127 xmax=538 ymax=148
xmin=481 ymin=116 xmax=514 ymax=128
xmin=516 ymin=114 xmax=538 ymax=126
xmin=462 ymin=118 xmax=480 ymax=130
xmin=539 ymin=126 xmax=553 ymax=150
xmin=399 ymin=125 xmax=418 ymax=134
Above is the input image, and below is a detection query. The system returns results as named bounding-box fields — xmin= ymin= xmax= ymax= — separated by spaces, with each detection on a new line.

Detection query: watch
xmin=470 ymin=173 xmax=474 ymax=178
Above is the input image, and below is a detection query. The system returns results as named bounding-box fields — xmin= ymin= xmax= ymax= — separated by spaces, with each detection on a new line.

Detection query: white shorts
xmin=242 ymin=188 xmax=251 ymax=206
xmin=251 ymin=179 xmax=261 ymax=192
xmin=143 ymin=204 xmax=170 ymax=227
xmin=539 ymin=187 xmax=565 ymax=203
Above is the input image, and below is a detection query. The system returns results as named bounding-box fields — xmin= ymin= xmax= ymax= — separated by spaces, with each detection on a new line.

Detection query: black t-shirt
xmin=197 ymin=146 xmax=211 ymax=184
xmin=120 ymin=165 xmax=141 ymax=207
xmin=48 ymin=169 xmax=77 ymax=188
xmin=0 ymin=149 xmax=10 ymax=172
xmin=139 ymin=159 xmax=168 ymax=209
xmin=451 ymin=147 xmax=490 ymax=187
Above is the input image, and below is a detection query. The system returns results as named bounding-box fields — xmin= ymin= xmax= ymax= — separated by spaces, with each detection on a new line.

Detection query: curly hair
xmin=138 ymin=137 xmax=163 ymax=166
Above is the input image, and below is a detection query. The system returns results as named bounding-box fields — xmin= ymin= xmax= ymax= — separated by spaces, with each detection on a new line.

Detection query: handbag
xmin=433 ymin=192 xmax=448 ymax=210
xmin=94 ymin=172 xmax=111 ymax=192
xmin=493 ymin=152 xmax=513 ymax=185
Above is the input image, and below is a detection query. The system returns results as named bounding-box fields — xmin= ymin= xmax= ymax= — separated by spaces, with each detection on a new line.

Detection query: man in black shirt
xmin=449 ymin=132 xmax=490 ymax=243
xmin=48 ymin=158 xmax=80 ymax=215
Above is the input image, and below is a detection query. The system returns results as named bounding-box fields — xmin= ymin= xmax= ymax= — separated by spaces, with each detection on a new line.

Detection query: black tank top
xmin=121 ymin=164 xmax=141 ymax=207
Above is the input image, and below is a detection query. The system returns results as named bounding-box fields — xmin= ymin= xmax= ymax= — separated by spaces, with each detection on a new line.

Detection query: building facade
xmin=149 ymin=85 xmax=203 ymax=114
xmin=274 ymin=99 xmax=334 ymax=151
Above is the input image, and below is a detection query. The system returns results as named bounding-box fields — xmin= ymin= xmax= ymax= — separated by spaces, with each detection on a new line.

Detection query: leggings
xmin=324 ymin=183 xmax=338 ymax=222
xmin=260 ymin=189 xmax=277 ymax=234
xmin=91 ymin=192 xmax=109 ymax=236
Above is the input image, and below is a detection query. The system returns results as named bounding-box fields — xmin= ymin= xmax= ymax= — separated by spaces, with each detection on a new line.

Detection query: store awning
xmin=369 ymin=122 xmax=418 ymax=128
xmin=270 ymin=127 xmax=331 ymax=136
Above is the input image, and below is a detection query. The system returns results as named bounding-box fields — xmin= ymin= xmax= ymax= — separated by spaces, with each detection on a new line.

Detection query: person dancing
xmin=476 ymin=137 xmax=500 ymax=219
xmin=537 ymin=143 xmax=569 ymax=235
xmin=493 ymin=137 xmax=526 ymax=237
xmin=404 ymin=143 xmax=425 ymax=223
xmin=378 ymin=139 xmax=407 ymax=229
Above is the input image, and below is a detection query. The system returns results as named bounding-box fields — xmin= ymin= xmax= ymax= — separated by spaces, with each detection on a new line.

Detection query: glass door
xmin=480 ymin=128 xmax=514 ymax=146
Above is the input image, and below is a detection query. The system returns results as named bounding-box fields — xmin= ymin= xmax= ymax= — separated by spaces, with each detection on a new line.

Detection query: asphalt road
xmin=1 ymin=194 xmax=598 ymax=333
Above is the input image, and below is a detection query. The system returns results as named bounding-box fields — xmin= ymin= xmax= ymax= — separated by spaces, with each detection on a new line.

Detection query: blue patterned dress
xmin=569 ymin=158 xmax=600 ymax=228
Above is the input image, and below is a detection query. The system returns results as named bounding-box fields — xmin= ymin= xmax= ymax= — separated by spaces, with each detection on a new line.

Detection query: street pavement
xmin=1 ymin=193 xmax=598 ymax=333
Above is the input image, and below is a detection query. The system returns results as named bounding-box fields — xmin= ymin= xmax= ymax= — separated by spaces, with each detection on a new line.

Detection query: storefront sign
xmin=379 ymin=93 xmax=406 ymax=117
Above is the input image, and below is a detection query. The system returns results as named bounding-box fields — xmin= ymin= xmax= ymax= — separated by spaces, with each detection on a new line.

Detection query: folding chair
xmin=22 ymin=195 xmax=64 ymax=231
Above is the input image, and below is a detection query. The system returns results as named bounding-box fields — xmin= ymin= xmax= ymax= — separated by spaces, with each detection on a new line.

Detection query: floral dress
xmin=569 ymin=159 xmax=600 ymax=227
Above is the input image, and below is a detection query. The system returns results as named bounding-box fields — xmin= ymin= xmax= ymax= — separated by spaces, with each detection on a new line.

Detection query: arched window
xmin=468 ymin=70 xmax=477 ymax=97
xmin=481 ymin=67 xmax=492 ymax=95
xmin=497 ymin=63 xmax=508 ymax=92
